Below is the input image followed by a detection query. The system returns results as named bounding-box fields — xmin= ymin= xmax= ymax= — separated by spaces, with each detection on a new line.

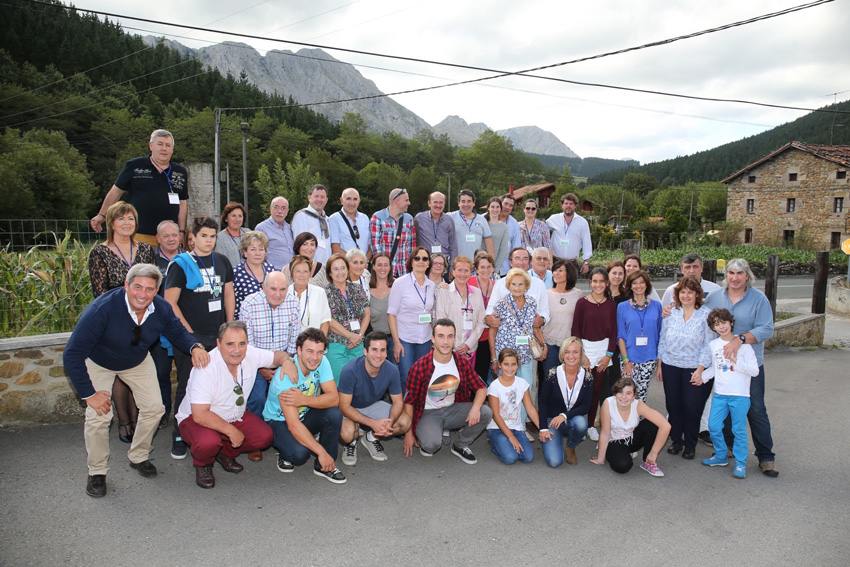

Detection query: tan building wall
xmin=727 ymin=148 xmax=849 ymax=248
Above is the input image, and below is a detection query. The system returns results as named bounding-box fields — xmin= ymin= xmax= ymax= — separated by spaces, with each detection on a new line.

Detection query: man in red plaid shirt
xmin=402 ymin=319 xmax=492 ymax=464
xmin=370 ymin=188 xmax=416 ymax=278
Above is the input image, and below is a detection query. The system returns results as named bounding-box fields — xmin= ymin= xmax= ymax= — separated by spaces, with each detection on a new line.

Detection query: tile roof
xmin=721 ymin=141 xmax=850 ymax=183
xmin=512 ymin=183 xmax=556 ymax=200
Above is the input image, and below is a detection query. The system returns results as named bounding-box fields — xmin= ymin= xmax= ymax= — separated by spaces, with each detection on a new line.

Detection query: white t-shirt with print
xmin=424 ymin=357 xmax=460 ymax=410
xmin=486 ymin=377 xmax=529 ymax=431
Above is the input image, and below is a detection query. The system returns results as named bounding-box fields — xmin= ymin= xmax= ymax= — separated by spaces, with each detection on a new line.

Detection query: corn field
xmin=0 ymin=232 xmax=93 ymax=338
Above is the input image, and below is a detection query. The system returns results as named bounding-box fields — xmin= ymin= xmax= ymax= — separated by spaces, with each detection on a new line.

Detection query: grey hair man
xmin=255 ymin=196 xmax=294 ymax=270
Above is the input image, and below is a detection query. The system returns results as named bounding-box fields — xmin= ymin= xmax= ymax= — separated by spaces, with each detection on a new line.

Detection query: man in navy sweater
xmin=64 ymin=264 xmax=210 ymax=498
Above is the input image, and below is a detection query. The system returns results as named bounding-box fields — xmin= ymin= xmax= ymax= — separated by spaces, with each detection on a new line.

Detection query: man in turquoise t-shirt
xmin=263 ymin=328 xmax=346 ymax=484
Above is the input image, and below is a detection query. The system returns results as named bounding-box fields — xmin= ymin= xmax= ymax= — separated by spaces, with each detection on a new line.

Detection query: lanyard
xmin=508 ymin=294 xmax=529 ymax=329
xmin=633 ymin=301 xmax=648 ymax=335
xmin=227 ymin=230 xmax=241 ymax=247
xmin=562 ymin=213 xmax=575 ymax=241
xmin=163 ymin=164 xmax=173 ymax=192
xmin=230 ymin=365 xmax=243 ymax=389
xmin=292 ymin=286 xmax=310 ymax=324
xmin=455 ymin=282 xmax=470 ymax=311
xmin=475 ymin=276 xmax=491 ymax=305
xmin=115 ymin=241 xmax=134 ymax=269
xmin=411 ymin=274 xmax=429 ymax=311
xmin=338 ymin=283 xmax=356 ymax=318
xmin=432 ymin=215 xmax=440 ymax=243
xmin=194 ymin=252 xmax=219 ymax=297
xmin=245 ymin=262 xmax=263 ymax=283
xmin=563 ymin=367 xmax=582 ymax=411
xmin=461 ymin=212 xmax=477 ymax=233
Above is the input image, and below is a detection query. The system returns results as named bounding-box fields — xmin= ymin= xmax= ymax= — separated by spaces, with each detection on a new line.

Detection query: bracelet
xmin=622 ymin=356 xmax=630 ymax=363
xmin=605 ymin=351 xmax=613 ymax=356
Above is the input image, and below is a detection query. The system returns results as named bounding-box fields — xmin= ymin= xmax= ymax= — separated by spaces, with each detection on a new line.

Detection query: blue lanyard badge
xmin=411 ymin=275 xmax=432 ymax=323
xmin=194 ymin=252 xmax=221 ymax=298
xmin=115 ymin=241 xmax=134 ymax=269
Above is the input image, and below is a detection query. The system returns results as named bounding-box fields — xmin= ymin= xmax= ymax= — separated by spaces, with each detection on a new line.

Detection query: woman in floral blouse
xmin=325 ymin=253 xmax=370 ymax=383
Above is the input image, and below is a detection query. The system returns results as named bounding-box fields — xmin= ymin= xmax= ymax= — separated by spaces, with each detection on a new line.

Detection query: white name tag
xmin=431 ymin=245 xmax=442 ymax=253
xmin=419 ymin=313 xmax=432 ymax=324
xmin=168 ymin=192 xmax=179 ymax=205
xmin=560 ymin=239 xmax=569 ymax=247
xmin=466 ymin=234 xmax=476 ymax=242
xmin=349 ymin=320 xmax=361 ymax=331
xmin=208 ymin=299 xmax=222 ymax=312
xmin=636 ymin=336 xmax=648 ymax=346
xmin=463 ymin=312 xmax=474 ymax=330
xmin=318 ymin=240 xmax=327 ymax=249
xmin=516 ymin=336 xmax=529 ymax=346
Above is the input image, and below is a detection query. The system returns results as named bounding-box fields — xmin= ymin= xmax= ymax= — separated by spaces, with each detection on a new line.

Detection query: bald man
xmin=414 ymin=191 xmax=457 ymax=264
xmin=329 ymin=187 xmax=371 ymax=258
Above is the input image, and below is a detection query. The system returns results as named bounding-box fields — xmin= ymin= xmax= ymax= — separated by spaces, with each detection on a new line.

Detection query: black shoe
xmin=667 ymin=441 xmax=684 ymax=455
xmin=118 ymin=422 xmax=134 ymax=443
xmin=698 ymin=430 xmax=713 ymax=446
xmin=158 ymin=415 xmax=169 ymax=430
xmin=86 ymin=475 xmax=107 ymax=498
xmin=130 ymin=459 xmax=158 ymax=478
xmin=312 ymin=462 xmax=346 ymax=484
xmin=682 ymin=446 xmax=696 ymax=460
xmin=171 ymin=437 xmax=188 ymax=460
xmin=276 ymin=454 xmax=295 ymax=473
xmin=451 ymin=445 xmax=477 ymax=465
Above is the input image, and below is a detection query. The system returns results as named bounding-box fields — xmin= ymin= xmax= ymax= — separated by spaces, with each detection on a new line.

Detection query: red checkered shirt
xmin=370 ymin=208 xmax=416 ymax=278
xmin=403 ymin=351 xmax=487 ymax=435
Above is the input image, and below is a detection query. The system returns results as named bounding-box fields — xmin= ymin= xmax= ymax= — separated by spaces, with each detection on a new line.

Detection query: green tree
xmin=696 ymin=183 xmax=728 ymax=226
xmin=664 ymin=206 xmax=688 ymax=233
xmin=253 ymin=153 xmax=320 ymax=213
xmin=621 ymin=172 xmax=658 ymax=196
xmin=356 ymin=162 xmax=406 ymax=203
xmin=455 ymin=130 xmax=519 ymax=196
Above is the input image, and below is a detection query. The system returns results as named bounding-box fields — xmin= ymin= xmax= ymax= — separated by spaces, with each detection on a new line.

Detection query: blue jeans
xmin=710 ymin=394 xmax=750 ymax=463
xmin=723 ymin=365 xmax=774 ymax=462
xmin=541 ymin=415 xmax=588 ymax=468
xmin=398 ymin=339 xmax=432 ymax=392
xmin=488 ymin=428 xmax=534 ymax=464
xmin=246 ymin=370 xmax=268 ymax=421
xmin=516 ymin=362 xmax=533 ymax=424
xmin=266 ymin=407 xmax=343 ymax=467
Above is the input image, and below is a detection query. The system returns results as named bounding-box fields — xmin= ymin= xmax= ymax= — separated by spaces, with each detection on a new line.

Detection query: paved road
xmin=1 ymin=347 xmax=849 ymax=567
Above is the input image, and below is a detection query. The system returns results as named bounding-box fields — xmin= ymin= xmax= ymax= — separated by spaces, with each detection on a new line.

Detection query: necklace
xmin=590 ymin=293 xmax=606 ymax=306
xmin=631 ymin=297 xmax=649 ymax=311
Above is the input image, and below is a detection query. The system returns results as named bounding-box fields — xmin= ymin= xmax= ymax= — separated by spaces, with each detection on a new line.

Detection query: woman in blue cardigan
xmin=538 ymin=337 xmax=593 ymax=467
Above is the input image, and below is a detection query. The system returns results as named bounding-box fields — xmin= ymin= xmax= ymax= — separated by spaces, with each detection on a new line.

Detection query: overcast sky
xmin=74 ymin=0 xmax=849 ymax=164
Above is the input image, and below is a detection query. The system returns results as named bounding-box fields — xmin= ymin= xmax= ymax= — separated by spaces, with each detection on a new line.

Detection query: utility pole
xmin=214 ymin=108 xmax=222 ymax=216
xmin=225 ymin=163 xmax=230 ymax=203
xmin=240 ymin=122 xmax=249 ymax=225
xmin=618 ymin=187 xmax=625 ymax=232
xmin=688 ymin=183 xmax=695 ymax=229
xmin=446 ymin=173 xmax=452 ymax=212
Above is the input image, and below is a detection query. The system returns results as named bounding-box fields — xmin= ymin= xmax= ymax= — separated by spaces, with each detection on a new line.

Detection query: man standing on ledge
xmin=546 ymin=193 xmax=592 ymax=275
xmin=90 ymin=129 xmax=188 ymax=247
xmin=64 ymin=264 xmax=210 ymax=497
xmin=414 ymin=191 xmax=457 ymax=265
xmin=370 ymin=188 xmax=416 ymax=278
xmin=403 ymin=319 xmax=492 ymax=463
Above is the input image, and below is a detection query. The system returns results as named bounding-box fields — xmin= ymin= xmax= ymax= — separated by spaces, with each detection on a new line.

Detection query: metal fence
xmin=0 ymin=219 xmax=99 ymax=251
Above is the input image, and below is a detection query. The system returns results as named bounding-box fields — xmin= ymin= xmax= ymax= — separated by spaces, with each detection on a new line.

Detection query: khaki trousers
xmin=84 ymin=355 xmax=165 ymax=475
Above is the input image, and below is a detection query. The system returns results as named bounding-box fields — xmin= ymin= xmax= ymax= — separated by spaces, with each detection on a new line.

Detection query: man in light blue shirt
xmin=449 ymin=189 xmax=494 ymax=261
xmin=329 ymin=187 xmax=371 ymax=258
xmin=703 ymin=258 xmax=777 ymax=478
xmin=530 ymin=247 xmax=554 ymax=289
xmin=255 ymin=196 xmax=293 ymax=270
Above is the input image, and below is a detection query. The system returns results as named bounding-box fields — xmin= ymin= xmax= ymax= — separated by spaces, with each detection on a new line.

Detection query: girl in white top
xmin=590 ymin=377 xmax=671 ymax=477
xmin=486 ymin=349 xmax=540 ymax=465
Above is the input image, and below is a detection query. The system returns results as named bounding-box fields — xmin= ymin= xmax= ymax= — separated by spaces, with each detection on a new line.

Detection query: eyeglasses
xmin=525 ymin=206 xmax=537 ymax=211
xmin=233 ymin=385 xmax=244 ymax=406
xmin=413 ymin=255 xmax=430 ymax=262
xmin=130 ymin=325 xmax=142 ymax=347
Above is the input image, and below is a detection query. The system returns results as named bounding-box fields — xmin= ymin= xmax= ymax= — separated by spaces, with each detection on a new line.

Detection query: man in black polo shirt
xmin=90 ymin=129 xmax=189 ymax=247
xmin=165 ymin=216 xmax=235 ymax=459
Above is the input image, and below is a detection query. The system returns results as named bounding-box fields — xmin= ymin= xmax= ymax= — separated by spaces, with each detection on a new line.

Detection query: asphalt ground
xmin=1 ymin=344 xmax=849 ymax=567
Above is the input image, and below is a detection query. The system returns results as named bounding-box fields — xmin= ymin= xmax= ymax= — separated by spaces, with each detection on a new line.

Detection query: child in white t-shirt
xmin=486 ymin=348 xmax=540 ymax=464
xmin=697 ymin=308 xmax=759 ymax=479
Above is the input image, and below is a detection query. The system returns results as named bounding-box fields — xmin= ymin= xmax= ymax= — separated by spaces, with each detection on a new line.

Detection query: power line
xmin=19 ymin=0 xmax=845 ymax=116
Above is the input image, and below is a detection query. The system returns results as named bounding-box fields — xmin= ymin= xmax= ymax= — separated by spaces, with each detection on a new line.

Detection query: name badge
xmin=431 ymin=245 xmax=442 ymax=253
xmin=419 ymin=313 xmax=432 ymax=324
xmin=465 ymin=234 xmax=476 ymax=242
xmin=560 ymin=239 xmax=570 ymax=247
xmin=463 ymin=311 xmax=474 ymax=330
xmin=168 ymin=192 xmax=180 ymax=205
xmin=515 ymin=336 xmax=529 ymax=346
xmin=318 ymin=240 xmax=327 ymax=249
xmin=208 ymin=299 xmax=222 ymax=312
xmin=349 ymin=320 xmax=361 ymax=331
xmin=636 ymin=336 xmax=648 ymax=346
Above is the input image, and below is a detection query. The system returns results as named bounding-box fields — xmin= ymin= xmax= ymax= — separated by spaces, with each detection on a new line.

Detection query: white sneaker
xmin=525 ymin=431 xmax=535 ymax=442
xmin=442 ymin=428 xmax=450 ymax=437
xmin=341 ymin=440 xmax=357 ymax=466
xmin=361 ymin=435 xmax=388 ymax=462
xmin=587 ymin=427 xmax=600 ymax=442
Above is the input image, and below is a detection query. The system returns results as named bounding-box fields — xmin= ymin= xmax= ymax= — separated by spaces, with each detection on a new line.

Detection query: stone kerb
xmin=0 ymin=333 xmax=85 ymax=426
xmin=827 ymin=276 xmax=850 ymax=316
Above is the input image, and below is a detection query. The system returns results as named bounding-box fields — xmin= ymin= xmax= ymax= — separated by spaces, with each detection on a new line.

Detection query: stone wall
xmin=827 ymin=276 xmax=850 ymax=316
xmin=0 ymin=333 xmax=85 ymax=426
xmin=727 ymin=148 xmax=849 ymax=248
xmin=185 ymin=162 xmax=215 ymax=223
xmin=766 ymin=314 xmax=825 ymax=349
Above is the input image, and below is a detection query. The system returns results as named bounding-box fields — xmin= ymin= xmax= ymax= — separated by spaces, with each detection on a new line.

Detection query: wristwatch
xmin=190 ymin=343 xmax=205 ymax=352
xmin=738 ymin=334 xmax=746 ymax=343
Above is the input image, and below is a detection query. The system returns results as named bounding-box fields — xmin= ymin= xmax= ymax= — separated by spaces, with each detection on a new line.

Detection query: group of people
xmin=68 ymin=128 xmax=778 ymax=497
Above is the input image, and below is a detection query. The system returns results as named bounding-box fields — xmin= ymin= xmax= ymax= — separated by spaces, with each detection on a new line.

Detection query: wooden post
xmin=812 ymin=251 xmax=830 ymax=314
xmin=764 ymin=254 xmax=779 ymax=320
xmin=622 ymin=239 xmax=640 ymax=257
xmin=702 ymin=259 xmax=717 ymax=283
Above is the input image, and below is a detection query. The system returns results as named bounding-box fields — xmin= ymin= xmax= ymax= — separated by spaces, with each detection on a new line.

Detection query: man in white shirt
xmin=546 ymin=193 xmax=592 ymax=274
xmin=291 ymin=184 xmax=332 ymax=264
xmin=661 ymin=253 xmax=721 ymax=306
xmin=498 ymin=193 xmax=522 ymax=276
xmin=329 ymin=187 xmax=371 ymax=258
xmin=530 ymin=247 xmax=554 ymax=289
xmin=175 ymin=321 xmax=295 ymax=489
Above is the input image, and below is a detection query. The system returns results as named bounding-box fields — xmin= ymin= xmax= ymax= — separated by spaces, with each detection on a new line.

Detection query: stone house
xmin=722 ymin=142 xmax=850 ymax=249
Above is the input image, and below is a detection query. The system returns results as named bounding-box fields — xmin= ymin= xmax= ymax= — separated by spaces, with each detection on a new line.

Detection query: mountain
xmin=144 ymin=38 xmax=432 ymax=138
xmin=588 ymin=99 xmax=850 ymax=185
xmin=497 ymin=126 xmax=579 ymax=158
xmin=433 ymin=116 xmax=579 ymax=158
